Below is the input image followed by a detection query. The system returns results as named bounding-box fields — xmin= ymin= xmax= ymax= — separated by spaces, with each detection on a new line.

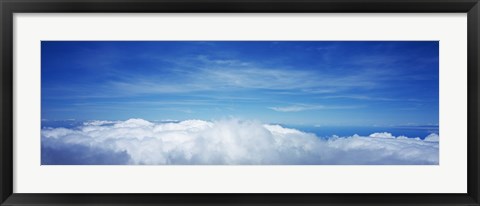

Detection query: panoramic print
xmin=41 ymin=41 xmax=439 ymax=165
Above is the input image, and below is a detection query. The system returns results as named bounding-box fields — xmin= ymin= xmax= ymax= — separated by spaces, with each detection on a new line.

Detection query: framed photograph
xmin=1 ymin=0 xmax=479 ymax=205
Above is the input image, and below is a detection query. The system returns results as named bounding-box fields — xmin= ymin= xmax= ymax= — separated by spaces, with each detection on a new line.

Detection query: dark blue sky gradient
xmin=41 ymin=41 xmax=439 ymax=126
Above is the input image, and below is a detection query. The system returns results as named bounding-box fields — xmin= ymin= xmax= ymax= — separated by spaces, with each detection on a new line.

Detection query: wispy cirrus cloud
xmin=44 ymin=52 xmax=399 ymax=100
xmin=269 ymin=105 xmax=324 ymax=112
xmin=269 ymin=104 xmax=362 ymax=112
xmin=41 ymin=41 xmax=439 ymax=125
xmin=105 ymin=58 xmax=388 ymax=97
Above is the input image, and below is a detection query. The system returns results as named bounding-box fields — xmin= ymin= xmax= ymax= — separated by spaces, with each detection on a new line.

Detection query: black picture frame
xmin=1 ymin=0 xmax=479 ymax=205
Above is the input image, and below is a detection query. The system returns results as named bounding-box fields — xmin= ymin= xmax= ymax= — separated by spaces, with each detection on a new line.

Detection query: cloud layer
xmin=41 ymin=119 xmax=439 ymax=165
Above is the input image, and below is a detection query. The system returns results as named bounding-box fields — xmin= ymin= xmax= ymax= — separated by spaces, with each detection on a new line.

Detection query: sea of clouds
xmin=41 ymin=118 xmax=439 ymax=165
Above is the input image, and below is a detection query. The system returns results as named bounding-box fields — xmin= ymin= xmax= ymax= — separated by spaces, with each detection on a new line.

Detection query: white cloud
xmin=42 ymin=118 xmax=439 ymax=165
xmin=369 ymin=132 xmax=395 ymax=139
xmin=424 ymin=133 xmax=439 ymax=142
xmin=83 ymin=120 xmax=119 ymax=126
xmin=113 ymin=118 xmax=154 ymax=128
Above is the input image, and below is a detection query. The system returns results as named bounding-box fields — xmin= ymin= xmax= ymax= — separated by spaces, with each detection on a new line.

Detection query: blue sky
xmin=41 ymin=41 xmax=439 ymax=127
